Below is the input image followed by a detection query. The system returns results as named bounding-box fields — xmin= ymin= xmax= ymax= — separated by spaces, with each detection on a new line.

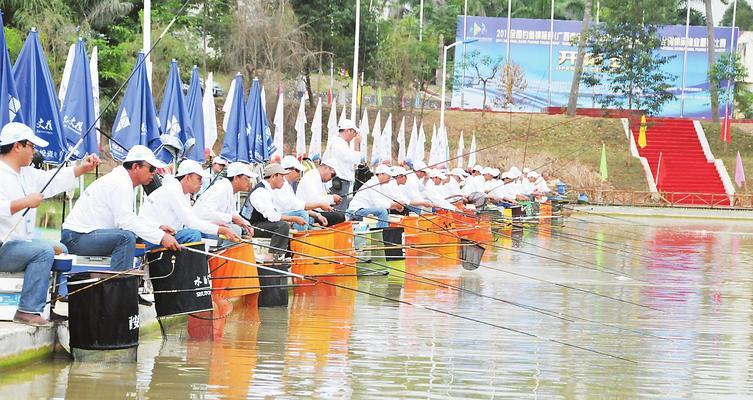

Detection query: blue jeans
xmin=284 ymin=210 xmax=310 ymax=231
xmin=175 ymin=229 xmax=202 ymax=244
xmin=350 ymin=208 xmax=389 ymax=228
xmin=61 ymin=229 xmax=137 ymax=271
xmin=0 ymin=240 xmax=55 ymax=313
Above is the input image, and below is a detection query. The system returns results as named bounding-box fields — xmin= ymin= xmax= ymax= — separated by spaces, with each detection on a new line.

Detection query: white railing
xmin=693 ymin=120 xmax=715 ymax=162
xmin=621 ymin=118 xmax=658 ymax=193
xmin=693 ymin=122 xmax=735 ymax=204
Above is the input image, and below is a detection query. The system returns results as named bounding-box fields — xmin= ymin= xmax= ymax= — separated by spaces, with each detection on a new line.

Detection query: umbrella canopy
xmin=246 ymin=78 xmax=275 ymax=162
xmin=0 ymin=12 xmax=22 ymax=128
xmin=185 ymin=65 xmax=206 ymax=162
xmin=60 ymin=38 xmax=98 ymax=159
xmin=157 ymin=60 xmax=193 ymax=163
xmin=221 ymin=73 xmax=250 ymax=163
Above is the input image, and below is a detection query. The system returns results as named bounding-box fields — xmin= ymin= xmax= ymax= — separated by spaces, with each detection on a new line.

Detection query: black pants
xmin=320 ymin=211 xmax=346 ymax=226
xmin=251 ymin=220 xmax=290 ymax=254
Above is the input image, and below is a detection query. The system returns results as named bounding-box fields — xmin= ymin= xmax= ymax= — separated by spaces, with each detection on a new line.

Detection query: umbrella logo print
xmin=166 ymin=115 xmax=181 ymax=137
xmin=8 ymin=97 xmax=19 ymax=121
xmin=116 ymin=109 xmax=130 ymax=132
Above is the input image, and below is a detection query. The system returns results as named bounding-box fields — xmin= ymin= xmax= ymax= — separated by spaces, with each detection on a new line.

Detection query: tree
xmin=511 ymin=0 xmax=584 ymax=20
xmin=721 ymin=0 xmax=753 ymax=30
xmin=705 ymin=0 xmax=720 ymax=122
xmin=582 ymin=0 xmax=677 ymax=115
xmin=463 ymin=49 xmax=503 ymax=115
xmin=567 ymin=0 xmax=592 ymax=116
xmin=711 ymin=53 xmax=753 ymax=117
xmin=496 ymin=60 xmax=527 ymax=110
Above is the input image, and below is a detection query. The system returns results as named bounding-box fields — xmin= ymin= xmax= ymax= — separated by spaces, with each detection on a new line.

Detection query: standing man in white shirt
xmin=295 ymin=159 xmax=345 ymax=226
xmin=0 ymin=123 xmax=99 ymax=326
xmin=200 ymin=156 xmax=227 ymax=194
xmin=193 ymin=162 xmax=255 ymax=237
xmin=62 ymin=145 xmax=180 ymax=271
xmin=245 ymin=163 xmax=307 ymax=255
xmin=326 ymin=120 xmax=361 ymax=211
xmin=140 ymin=160 xmax=241 ymax=243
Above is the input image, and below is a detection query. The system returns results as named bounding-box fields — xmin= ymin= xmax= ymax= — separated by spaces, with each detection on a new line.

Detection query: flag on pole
xmin=735 ymin=150 xmax=746 ymax=188
xmin=157 ymin=60 xmax=193 ymax=163
xmin=437 ymin=125 xmax=449 ymax=169
xmin=338 ymin=104 xmax=347 ymax=125
xmin=414 ymin=92 xmax=421 ymax=109
xmin=247 ymin=78 xmax=275 ymax=162
xmin=260 ymin=86 xmax=267 ymax=115
xmin=417 ymin=123 xmax=426 ymax=163
xmin=110 ymin=52 xmax=161 ymax=160
xmin=0 ymin=12 xmax=22 ymax=128
xmin=222 ymin=75 xmax=237 ymax=131
xmin=272 ymin=85 xmax=284 ymax=159
xmin=221 ymin=73 xmax=250 ymax=162
xmin=58 ymin=43 xmax=75 ymax=104
xmin=325 ymin=99 xmax=337 ymax=155
xmin=721 ymin=108 xmax=732 ymax=144
xmin=638 ymin=115 xmax=647 ymax=148
xmin=294 ymin=99 xmax=307 ymax=157
xmin=359 ymin=107 xmax=369 ymax=163
xmin=376 ymin=87 xmax=383 ymax=107
xmin=60 ymin=38 xmax=98 ymax=159
xmin=655 ymin=152 xmax=666 ymax=189
xmin=356 ymin=84 xmax=362 ymax=107
xmin=202 ymin=72 xmax=218 ymax=156
xmin=456 ymin=131 xmax=465 ymax=169
xmin=381 ymin=113 xmax=393 ymax=164
xmin=599 ymin=143 xmax=608 ymax=181
xmin=90 ymin=46 xmax=101 ymax=140
xmin=185 ymin=66 xmax=206 ymax=161
xmin=428 ymin=123 xmax=438 ymax=165
xmin=401 ymin=95 xmax=406 ymax=110
xmin=406 ymin=117 xmax=417 ymax=164
xmin=13 ymin=28 xmax=67 ymax=164
xmin=327 ymin=87 xmax=332 ymax=106
xmin=309 ymin=97 xmax=323 ymax=160
xmin=397 ymin=116 xmax=406 ymax=164
xmin=370 ymin=110 xmax=382 ymax=165
xmin=467 ymin=133 xmax=477 ymax=168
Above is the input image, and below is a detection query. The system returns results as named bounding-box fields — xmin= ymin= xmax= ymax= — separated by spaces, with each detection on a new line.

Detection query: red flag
xmin=277 ymin=81 xmax=283 ymax=96
xmin=720 ymin=106 xmax=732 ymax=144
xmin=327 ymin=87 xmax=333 ymax=106
xmin=655 ymin=152 xmax=667 ymax=189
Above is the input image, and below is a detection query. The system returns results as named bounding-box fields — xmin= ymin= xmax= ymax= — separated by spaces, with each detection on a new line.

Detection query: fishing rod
xmin=247 ymin=225 xmax=671 ymax=340
xmin=181 ymin=244 xmax=637 ymax=363
xmin=3 ymin=0 xmax=195 ymax=242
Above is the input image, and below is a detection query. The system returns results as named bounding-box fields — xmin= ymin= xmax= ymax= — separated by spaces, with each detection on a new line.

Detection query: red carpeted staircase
xmin=628 ymin=117 xmax=728 ymax=206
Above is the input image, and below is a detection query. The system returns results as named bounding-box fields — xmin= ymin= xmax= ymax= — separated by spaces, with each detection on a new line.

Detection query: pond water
xmin=2 ymin=214 xmax=753 ymax=399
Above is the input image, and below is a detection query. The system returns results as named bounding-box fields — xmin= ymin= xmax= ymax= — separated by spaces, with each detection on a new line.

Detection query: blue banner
xmin=12 ymin=29 xmax=67 ymax=164
xmin=60 ymin=38 xmax=98 ymax=159
xmin=110 ymin=52 xmax=161 ymax=161
xmin=452 ymin=17 xmax=738 ymax=118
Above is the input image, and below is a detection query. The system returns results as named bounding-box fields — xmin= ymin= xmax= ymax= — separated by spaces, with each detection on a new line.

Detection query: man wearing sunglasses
xmin=0 ymin=122 xmax=99 ymax=326
xmin=62 ymin=145 xmax=181 ymax=271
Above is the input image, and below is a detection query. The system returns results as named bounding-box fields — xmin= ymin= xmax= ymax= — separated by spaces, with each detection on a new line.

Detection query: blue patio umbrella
xmin=60 ymin=38 xmax=98 ymax=159
xmin=157 ymin=60 xmax=193 ymax=163
xmin=221 ymin=73 xmax=250 ymax=162
xmin=0 ymin=12 xmax=22 ymax=127
xmin=185 ymin=65 xmax=206 ymax=162
xmin=12 ymin=28 xmax=67 ymax=164
xmin=245 ymin=78 xmax=275 ymax=162
xmin=110 ymin=52 xmax=161 ymax=161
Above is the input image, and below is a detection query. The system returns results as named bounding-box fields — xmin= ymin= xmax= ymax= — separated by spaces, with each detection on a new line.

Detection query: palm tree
xmin=66 ymin=0 xmax=134 ymax=29
xmin=511 ymin=0 xmax=585 ymax=21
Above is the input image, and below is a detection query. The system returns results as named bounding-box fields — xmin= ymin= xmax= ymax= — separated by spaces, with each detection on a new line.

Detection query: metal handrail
xmin=575 ymin=188 xmax=752 ymax=209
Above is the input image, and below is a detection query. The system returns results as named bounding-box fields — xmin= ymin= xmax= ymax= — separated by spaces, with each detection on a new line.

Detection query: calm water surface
xmin=2 ymin=215 xmax=753 ymax=399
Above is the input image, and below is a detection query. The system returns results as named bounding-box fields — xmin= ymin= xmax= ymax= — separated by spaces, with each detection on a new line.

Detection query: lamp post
xmin=351 ymin=0 xmax=360 ymax=120
xmin=441 ymin=39 xmax=479 ymax=130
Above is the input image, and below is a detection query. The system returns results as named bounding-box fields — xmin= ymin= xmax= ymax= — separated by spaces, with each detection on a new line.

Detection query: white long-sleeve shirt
xmin=248 ymin=180 xmax=282 ymax=222
xmin=140 ymin=176 xmax=219 ymax=235
xmin=272 ymin=180 xmax=305 ymax=212
xmin=381 ymin=180 xmax=410 ymax=205
xmin=402 ymin=174 xmax=428 ymax=204
xmin=193 ymin=178 xmax=237 ymax=224
xmin=0 ymin=160 xmax=77 ymax=241
xmin=325 ymin=135 xmax=361 ymax=182
xmin=347 ymin=176 xmax=392 ymax=211
xmin=461 ymin=175 xmax=485 ymax=196
xmin=424 ymin=180 xmax=455 ymax=210
xmin=63 ymin=166 xmax=164 ymax=244
xmin=296 ymin=170 xmax=335 ymax=208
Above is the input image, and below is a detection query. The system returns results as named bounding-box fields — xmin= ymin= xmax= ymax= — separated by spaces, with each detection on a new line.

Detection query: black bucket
xmin=459 ymin=239 xmax=485 ymax=271
xmin=258 ymin=264 xmax=289 ymax=307
xmin=68 ymin=272 xmax=140 ymax=350
xmin=146 ymin=243 xmax=213 ymax=318
xmin=380 ymin=227 xmax=404 ymax=260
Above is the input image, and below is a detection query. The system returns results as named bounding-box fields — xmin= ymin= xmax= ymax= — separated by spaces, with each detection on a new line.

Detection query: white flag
xmin=467 ymin=133 xmax=477 ymax=168
xmin=202 ymin=72 xmax=219 ymax=155
xmin=428 ymin=123 xmax=438 ymax=165
xmin=294 ymin=99 xmax=307 ymax=157
xmin=338 ymin=104 xmax=347 ymax=125
xmin=397 ymin=116 xmax=406 ymax=164
xmin=437 ymin=125 xmax=449 ymax=169
xmin=309 ymin=97 xmax=323 ymax=159
xmin=272 ymin=85 xmax=284 ymax=158
xmin=222 ymin=73 xmax=239 ymax=131
xmin=417 ymin=123 xmax=426 ymax=163
xmin=381 ymin=113 xmax=393 ymax=164
xmin=260 ymin=86 xmax=267 ymax=114
xmin=326 ymin=98 xmax=338 ymax=155
xmin=58 ymin=43 xmax=75 ymax=104
xmin=370 ymin=110 xmax=382 ymax=165
xmin=456 ymin=130 xmax=465 ymax=169
xmin=90 ymin=46 xmax=101 ymax=137
xmin=359 ymin=107 xmax=370 ymax=163
xmin=406 ymin=117 xmax=417 ymax=163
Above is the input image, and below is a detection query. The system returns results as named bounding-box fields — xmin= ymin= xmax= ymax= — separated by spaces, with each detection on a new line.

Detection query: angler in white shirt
xmin=140 ymin=160 xmax=240 ymax=243
xmin=347 ymin=164 xmax=403 ymax=228
xmin=200 ymin=156 xmax=227 ymax=194
xmin=0 ymin=123 xmax=98 ymax=326
xmin=325 ymin=120 xmax=362 ymax=211
xmin=194 ymin=161 xmax=255 ymax=237
xmin=425 ymin=170 xmax=456 ymax=210
xmin=461 ymin=165 xmax=486 ymax=197
xmin=273 ymin=155 xmax=326 ymax=230
xmin=295 ymin=158 xmax=346 ymax=226
xmin=402 ymin=160 xmax=432 ymax=211
xmin=62 ymin=145 xmax=179 ymax=272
